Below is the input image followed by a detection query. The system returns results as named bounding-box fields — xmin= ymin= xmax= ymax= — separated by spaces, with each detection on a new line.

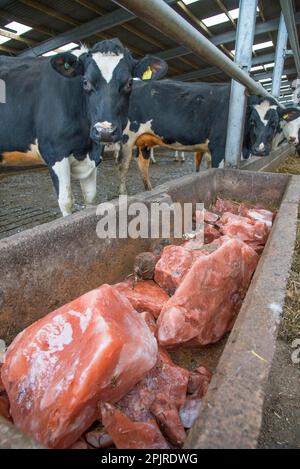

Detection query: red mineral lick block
xmin=1 ymin=284 xmax=158 ymax=448
xmin=203 ymin=210 xmax=220 ymax=224
xmin=157 ymin=238 xmax=259 ymax=347
xmin=114 ymin=279 xmax=169 ymax=318
xmin=154 ymin=245 xmax=194 ymax=295
xmin=117 ymin=348 xmax=189 ymax=445
xmin=187 ymin=366 xmax=212 ymax=399
xmin=240 ymin=207 xmax=274 ymax=229
xmin=204 ymin=224 xmax=221 ymax=244
xmin=101 ymin=403 xmax=169 ymax=449
xmin=219 ymin=212 xmax=269 ymax=245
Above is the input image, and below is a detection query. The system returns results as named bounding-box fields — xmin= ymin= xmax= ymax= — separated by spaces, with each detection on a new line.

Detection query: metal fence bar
xmin=280 ymin=0 xmax=300 ymax=77
xmin=272 ymin=13 xmax=288 ymax=98
xmin=225 ymin=0 xmax=258 ymax=168
xmin=112 ymin=0 xmax=272 ymax=98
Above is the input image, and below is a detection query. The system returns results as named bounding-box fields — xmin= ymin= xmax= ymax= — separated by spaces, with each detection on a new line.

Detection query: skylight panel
xmin=43 ymin=51 xmax=58 ymax=57
xmin=0 ymin=34 xmax=10 ymax=44
xmin=251 ymin=65 xmax=263 ymax=72
xmin=232 ymin=40 xmax=273 ymax=56
xmin=253 ymin=41 xmax=273 ymax=51
xmin=59 ymin=42 xmax=78 ymax=52
xmin=229 ymin=8 xmax=240 ymax=19
xmin=202 ymin=13 xmax=228 ymax=27
xmin=5 ymin=21 xmax=32 ymax=35
xmin=203 ymin=7 xmax=259 ymax=28
xmin=182 ymin=0 xmax=199 ymax=4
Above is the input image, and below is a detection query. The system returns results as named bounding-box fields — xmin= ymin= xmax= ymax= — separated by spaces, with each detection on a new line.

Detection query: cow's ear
xmin=278 ymin=106 xmax=300 ymax=122
xmin=134 ymin=56 xmax=168 ymax=81
xmin=50 ymin=52 xmax=84 ymax=78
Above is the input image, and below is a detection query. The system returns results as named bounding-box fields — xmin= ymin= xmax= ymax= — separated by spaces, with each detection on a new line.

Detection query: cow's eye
xmin=123 ymin=79 xmax=133 ymax=93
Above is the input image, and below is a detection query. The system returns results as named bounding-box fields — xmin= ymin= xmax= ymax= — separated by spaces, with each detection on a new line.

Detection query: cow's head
xmin=278 ymin=107 xmax=300 ymax=145
xmin=51 ymin=39 xmax=167 ymax=144
xmin=247 ymin=96 xmax=279 ymax=156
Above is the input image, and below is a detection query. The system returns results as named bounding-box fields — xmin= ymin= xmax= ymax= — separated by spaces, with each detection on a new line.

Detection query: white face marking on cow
xmin=254 ymin=102 xmax=277 ymax=126
xmin=92 ymin=52 xmax=124 ymax=84
xmin=258 ymin=143 xmax=265 ymax=151
xmin=281 ymin=116 xmax=300 ymax=145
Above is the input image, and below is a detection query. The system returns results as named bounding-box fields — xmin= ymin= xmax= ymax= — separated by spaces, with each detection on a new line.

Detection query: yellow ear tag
xmin=142 ymin=66 xmax=153 ymax=80
xmin=283 ymin=114 xmax=289 ymax=119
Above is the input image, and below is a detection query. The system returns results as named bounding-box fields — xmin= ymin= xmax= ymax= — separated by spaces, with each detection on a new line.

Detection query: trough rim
xmin=185 ymin=173 xmax=300 ymax=449
xmin=0 ymin=169 xmax=299 ymax=449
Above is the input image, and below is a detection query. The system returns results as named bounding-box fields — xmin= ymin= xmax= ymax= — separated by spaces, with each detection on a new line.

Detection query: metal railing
xmin=113 ymin=0 xmax=274 ymax=99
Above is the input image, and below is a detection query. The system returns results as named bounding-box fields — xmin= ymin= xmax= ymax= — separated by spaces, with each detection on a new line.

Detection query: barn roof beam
xmin=18 ymin=0 xmax=176 ymax=58
xmin=156 ymin=12 xmax=300 ymax=61
xmin=254 ymin=67 xmax=296 ymax=81
xmin=173 ymin=52 xmax=277 ymax=81
xmin=113 ymin=0 xmax=271 ymax=98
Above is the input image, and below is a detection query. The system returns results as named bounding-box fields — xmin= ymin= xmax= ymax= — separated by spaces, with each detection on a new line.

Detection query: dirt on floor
xmin=258 ymin=153 xmax=300 ymax=449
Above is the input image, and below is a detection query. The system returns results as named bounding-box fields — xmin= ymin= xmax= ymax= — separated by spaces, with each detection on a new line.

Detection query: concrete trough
xmin=0 ymin=168 xmax=299 ymax=449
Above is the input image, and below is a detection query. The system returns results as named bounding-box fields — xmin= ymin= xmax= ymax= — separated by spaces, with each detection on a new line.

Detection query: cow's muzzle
xmin=252 ymin=143 xmax=270 ymax=157
xmin=91 ymin=122 xmax=121 ymax=144
xmin=288 ymin=136 xmax=299 ymax=146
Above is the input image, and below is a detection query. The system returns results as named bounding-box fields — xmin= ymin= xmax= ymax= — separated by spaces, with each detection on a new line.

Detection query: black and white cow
xmin=244 ymin=96 xmax=300 ymax=157
xmin=0 ymin=39 xmax=167 ymax=215
xmin=116 ymin=80 xmax=286 ymax=193
xmin=279 ymin=108 xmax=300 ymax=146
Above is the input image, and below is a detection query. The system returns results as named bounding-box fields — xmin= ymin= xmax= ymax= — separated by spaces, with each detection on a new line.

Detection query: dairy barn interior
xmin=0 ymin=0 xmax=300 ymax=453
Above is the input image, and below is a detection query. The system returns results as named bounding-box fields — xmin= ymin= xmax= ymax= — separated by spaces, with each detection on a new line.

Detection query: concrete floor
xmin=0 ymin=153 xmax=195 ymax=240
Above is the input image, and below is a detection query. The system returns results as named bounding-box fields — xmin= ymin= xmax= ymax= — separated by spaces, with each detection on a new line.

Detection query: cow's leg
xmin=204 ymin=151 xmax=212 ymax=168
xmin=50 ymin=158 xmax=73 ymax=216
xmin=180 ymin=152 xmax=185 ymax=162
xmin=150 ymin=148 xmax=157 ymax=164
xmin=195 ymin=151 xmax=204 ymax=172
xmin=174 ymin=151 xmax=179 ymax=162
xmin=115 ymin=143 xmax=133 ymax=195
xmin=210 ymin=145 xmax=225 ymax=169
xmin=80 ymin=166 xmax=97 ymax=206
xmin=137 ymin=147 xmax=152 ymax=191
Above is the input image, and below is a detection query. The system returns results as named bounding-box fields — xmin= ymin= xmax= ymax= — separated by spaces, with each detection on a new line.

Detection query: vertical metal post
xmin=280 ymin=0 xmax=300 ymax=77
xmin=225 ymin=0 xmax=258 ymax=168
xmin=272 ymin=13 xmax=288 ymax=98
